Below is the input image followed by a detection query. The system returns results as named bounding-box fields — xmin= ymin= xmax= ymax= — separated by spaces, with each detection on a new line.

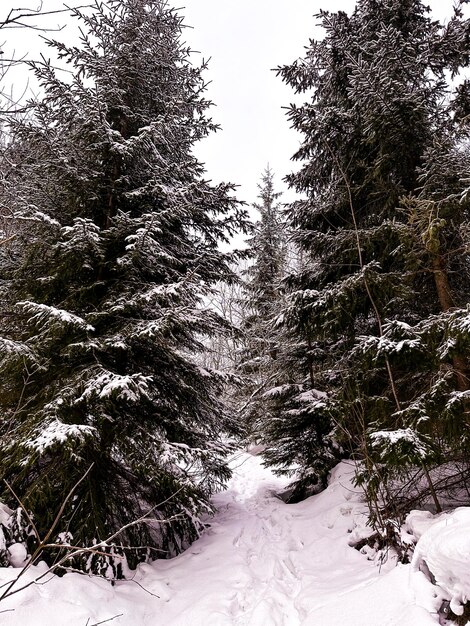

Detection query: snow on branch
xmin=26 ymin=419 xmax=97 ymax=454
xmin=370 ymin=428 xmax=435 ymax=463
xmin=19 ymin=302 xmax=95 ymax=333
xmin=76 ymin=370 xmax=153 ymax=404
xmin=0 ymin=338 xmax=35 ymax=360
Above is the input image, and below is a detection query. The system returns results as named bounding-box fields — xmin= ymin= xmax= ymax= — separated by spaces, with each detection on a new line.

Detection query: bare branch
xmin=0 ymin=474 xmax=187 ymax=605
xmin=0 ymin=5 xmax=90 ymax=32
xmin=86 ymin=614 xmax=124 ymax=626
xmin=41 ymin=463 xmax=94 ymax=546
xmin=2 ymin=481 xmax=40 ymax=544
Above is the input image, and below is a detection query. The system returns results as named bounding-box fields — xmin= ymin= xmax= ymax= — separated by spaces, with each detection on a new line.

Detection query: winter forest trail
xmin=146 ymin=452 xmax=434 ymax=626
xmin=0 ymin=452 xmax=439 ymax=626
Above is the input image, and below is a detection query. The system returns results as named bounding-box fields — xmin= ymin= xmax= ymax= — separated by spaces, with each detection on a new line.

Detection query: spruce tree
xmin=0 ymin=0 xmax=246 ymax=574
xmin=269 ymin=0 xmax=470 ymax=513
xmin=237 ymin=169 xmax=340 ymax=498
xmin=238 ymin=167 xmax=286 ymax=431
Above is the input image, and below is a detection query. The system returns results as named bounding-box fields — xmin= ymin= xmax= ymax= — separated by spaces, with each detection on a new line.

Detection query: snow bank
xmin=410 ymin=507 xmax=470 ymax=617
xmin=0 ymin=455 xmax=450 ymax=625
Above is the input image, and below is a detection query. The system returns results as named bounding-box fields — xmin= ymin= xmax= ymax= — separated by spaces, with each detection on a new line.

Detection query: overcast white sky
xmin=0 ymin=0 xmax=461 ymax=208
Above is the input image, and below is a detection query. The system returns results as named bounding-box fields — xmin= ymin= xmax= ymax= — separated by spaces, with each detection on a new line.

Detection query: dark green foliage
xmin=243 ymin=168 xmax=285 ymax=321
xmin=261 ymin=380 xmax=341 ymax=500
xmin=267 ymin=0 xmax=470 ymax=511
xmin=0 ymin=0 xmax=247 ymax=574
xmin=237 ymin=168 xmax=287 ymax=434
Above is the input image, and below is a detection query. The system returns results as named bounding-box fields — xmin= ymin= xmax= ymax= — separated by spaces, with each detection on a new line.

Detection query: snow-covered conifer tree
xmin=238 ymin=168 xmax=286 ymax=431
xmin=269 ymin=0 xmax=470 ymax=511
xmin=0 ymin=0 xmax=246 ymax=573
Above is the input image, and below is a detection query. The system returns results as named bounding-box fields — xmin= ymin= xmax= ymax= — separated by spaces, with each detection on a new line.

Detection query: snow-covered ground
xmin=0 ymin=452 xmax=457 ymax=625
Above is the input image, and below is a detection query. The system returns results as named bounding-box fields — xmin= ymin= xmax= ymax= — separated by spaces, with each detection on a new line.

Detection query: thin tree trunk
xmin=432 ymin=255 xmax=469 ymax=392
xmin=422 ymin=463 xmax=442 ymax=513
xmin=307 ymin=335 xmax=315 ymax=389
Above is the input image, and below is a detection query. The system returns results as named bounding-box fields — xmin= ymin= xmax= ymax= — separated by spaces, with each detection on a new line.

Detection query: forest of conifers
xmin=0 ymin=0 xmax=469 ymax=581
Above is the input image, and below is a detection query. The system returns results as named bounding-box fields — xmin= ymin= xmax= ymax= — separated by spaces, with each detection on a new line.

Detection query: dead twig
xmin=85 ymin=614 xmax=123 ymax=626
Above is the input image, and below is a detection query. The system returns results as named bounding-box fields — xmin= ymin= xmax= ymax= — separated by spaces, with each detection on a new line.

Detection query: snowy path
xmin=0 ymin=452 xmax=441 ymax=625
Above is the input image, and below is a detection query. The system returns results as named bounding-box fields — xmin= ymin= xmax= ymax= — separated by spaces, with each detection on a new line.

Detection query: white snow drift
xmin=0 ymin=453 xmax=468 ymax=625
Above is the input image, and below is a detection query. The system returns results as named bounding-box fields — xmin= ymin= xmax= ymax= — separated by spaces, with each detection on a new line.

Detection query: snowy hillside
xmin=0 ymin=451 xmax=454 ymax=625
